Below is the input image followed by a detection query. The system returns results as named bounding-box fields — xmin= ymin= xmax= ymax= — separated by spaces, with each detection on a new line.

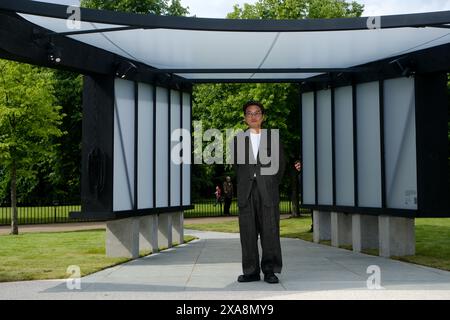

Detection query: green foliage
xmin=227 ymin=0 xmax=363 ymax=19
xmin=0 ymin=60 xmax=64 ymax=202
xmin=80 ymin=0 xmax=189 ymax=16
xmin=0 ymin=229 xmax=196 ymax=282
xmin=46 ymin=71 xmax=83 ymax=202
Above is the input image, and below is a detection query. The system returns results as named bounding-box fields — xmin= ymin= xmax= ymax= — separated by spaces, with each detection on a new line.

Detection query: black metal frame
xmin=73 ymin=74 xmax=194 ymax=220
xmin=2 ymin=0 xmax=450 ymax=33
xmin=1 ymin=0 xmax=450 ymax=85
xmin=300 ymin=74 xmax=450 ymax=218
xmin=0 ymin=0 xmax=448 ymax=219
xmin=0 ymin=11 xmax=192 ymax=89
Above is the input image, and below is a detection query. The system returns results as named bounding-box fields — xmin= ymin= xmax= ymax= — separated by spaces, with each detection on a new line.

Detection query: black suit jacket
xmin=232 ymin=129 xmax=286 ymax=208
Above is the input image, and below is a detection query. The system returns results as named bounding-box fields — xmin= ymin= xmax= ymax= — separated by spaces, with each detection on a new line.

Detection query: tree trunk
xmin=10 ymin=159 xmax=18 ymax=235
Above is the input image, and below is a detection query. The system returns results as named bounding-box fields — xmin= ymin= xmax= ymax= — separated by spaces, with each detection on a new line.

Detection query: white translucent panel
xmin=263 ymin=28 xmax=450 ymax=69
xmin=334 ymin=86 xmax=355 ymax=206
xmin=182 ymin=92 xmax=191 ymax=206
xmin=170 ymin=90 xmax=181 ymax=207
xmin=155 ymin=87 xmax=169 ymax=208
xmin=19 ymin=14 xmax=136 ymax=60
xmin=177 ymin=73 xmax=256 ymax=80
xmin=302 ymin=92 xmax=316 ymax=205
xmin=75 ymin=29 xmax=278 ymax=69
xmin=19 ymin=14 xmax=126 ymax=33
xmin=316 ymin=89 xmax=333 ymax=205
xmin=19 ymin=13 xmax=450 ymax=79
xmin=384 ymin=78 xmax=417 ymax=210
xmin=137 ymin=83 xmax=154 ymax=210
xmin=356 ymin=81 xmax=382 ymax=208
xmin=177 ymin=73 xmax=322 ymax=80
xmin=250 ymin=73 xmax=322 ymax=79
xmin=113 ymin=79 xmax=135 ymax=212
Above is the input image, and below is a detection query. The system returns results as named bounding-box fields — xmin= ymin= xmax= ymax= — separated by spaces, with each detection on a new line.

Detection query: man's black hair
xmin=243 ymin=101 xmax=265 ymax=115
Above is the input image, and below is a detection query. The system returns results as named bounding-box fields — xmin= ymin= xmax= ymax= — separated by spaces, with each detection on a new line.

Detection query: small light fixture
xmin=47 ymin=42 xmax=62 ymax=64
xmin=115 ymin=61 xmax=138 ymax=79
xmin=389 ymin=57 xmax=416 ymax=77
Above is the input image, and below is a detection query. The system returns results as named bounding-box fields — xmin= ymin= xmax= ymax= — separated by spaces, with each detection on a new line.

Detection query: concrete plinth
xmin=172 ymin=212 xmax=184 ymax=245
xmin=139 ymin=215 xmax=159 ymax=253
xmin=106 ymin=217 xmax=139 ymax=258
xmin=379 ymin=216 xmax=415 ymax=257
xmin=352 ymin=214 xmax=379 ymax=252
xmin=331 ymin=212 xmax=352 ymax=247
xmin=158 ymin=213 xmax=172 ymax=249
xmin=313 ymin=210 xmax=331 ymax=243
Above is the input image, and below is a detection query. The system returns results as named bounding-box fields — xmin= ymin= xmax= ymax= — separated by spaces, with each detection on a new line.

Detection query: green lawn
xmin=185 ymin=216 xmax=450 ymax=271
xmin=0 ymin=230 xmax=196 ymax=282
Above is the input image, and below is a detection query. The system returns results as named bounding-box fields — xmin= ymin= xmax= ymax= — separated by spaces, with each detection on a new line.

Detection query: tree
xmin=0 ymin=61 xmax=64 ymax=234
xmin=193 ymin=0 xmax=364 ymax=213
xmin=80 ymin=0 xmax=189 ymax=16
xmin=228 ymin=0 xmax=363 ymax=19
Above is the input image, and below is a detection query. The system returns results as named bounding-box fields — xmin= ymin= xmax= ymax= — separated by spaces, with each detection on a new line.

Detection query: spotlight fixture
xmin=389 ymin=57 xmax=416 ymax=77
xmin=115 ymin=61 xmax=138 ymax=79
xmin=47 ymin=42 xmax=62 ymax=64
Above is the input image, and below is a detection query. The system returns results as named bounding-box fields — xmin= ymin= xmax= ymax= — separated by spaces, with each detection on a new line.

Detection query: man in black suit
xmin=232 ymin=101 xmax=286 ymax=284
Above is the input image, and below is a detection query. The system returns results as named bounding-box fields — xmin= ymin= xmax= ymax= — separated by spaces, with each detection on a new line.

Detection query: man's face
xmin=244 ymin=105 xmax=264 ymax=130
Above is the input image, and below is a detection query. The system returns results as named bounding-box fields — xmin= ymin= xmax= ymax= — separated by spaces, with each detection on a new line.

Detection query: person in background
xmin=223 ymin=176 xmax=234 ymax=216
xmin=214 ymin=185 xmax=222 ymax=207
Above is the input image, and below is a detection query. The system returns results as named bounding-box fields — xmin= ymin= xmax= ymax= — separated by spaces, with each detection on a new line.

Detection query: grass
xmin=0 ymin=229 xmax=196 ymax=282
xmin=186 ymin=216 xmax=450 ymax=271
xmin=186 ymin=215 xmax=314 ymax=242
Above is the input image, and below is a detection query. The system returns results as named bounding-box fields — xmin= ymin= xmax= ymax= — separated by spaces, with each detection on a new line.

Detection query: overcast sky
xmin=37 ymin=0 xmax=450 ymax=18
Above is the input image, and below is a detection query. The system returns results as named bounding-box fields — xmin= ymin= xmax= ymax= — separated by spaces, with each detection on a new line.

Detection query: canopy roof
xmin=1 ymin=0 xmax=450 ymax=83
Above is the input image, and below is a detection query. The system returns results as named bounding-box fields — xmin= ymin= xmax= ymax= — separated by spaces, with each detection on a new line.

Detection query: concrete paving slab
xmin=0 ymin=229 xmax=449 ymax=300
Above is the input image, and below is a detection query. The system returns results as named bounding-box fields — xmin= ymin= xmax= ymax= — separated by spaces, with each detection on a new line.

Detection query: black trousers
xmin=238 ymin=180 xmax=282 ymax=275
xmin=224 ymin=197 xmax=232 ymax=215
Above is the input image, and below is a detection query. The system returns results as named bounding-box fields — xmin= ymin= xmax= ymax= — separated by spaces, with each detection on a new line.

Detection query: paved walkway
xmin=0 ymin=229 xmax=449 ymax=300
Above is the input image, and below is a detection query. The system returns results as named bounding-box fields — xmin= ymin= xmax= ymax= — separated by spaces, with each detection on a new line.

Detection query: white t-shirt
xmin=250 ymin=132 xmax=261 ymax=161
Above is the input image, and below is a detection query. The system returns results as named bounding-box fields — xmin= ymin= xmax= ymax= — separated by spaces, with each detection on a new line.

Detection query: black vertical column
xmin=298 ymin=85 xmax=303 ymax=202
xmin=415 ymin=72 xmax=449 ymax=216
xmin=81 ymin=75 xmax=114 ymax=214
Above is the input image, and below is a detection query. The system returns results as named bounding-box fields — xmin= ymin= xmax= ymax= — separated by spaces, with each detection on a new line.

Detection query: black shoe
xmin=264 ymin=273 xmax=279 ymax=284
xmin=237 ymin=274 xmax=261 ymax=283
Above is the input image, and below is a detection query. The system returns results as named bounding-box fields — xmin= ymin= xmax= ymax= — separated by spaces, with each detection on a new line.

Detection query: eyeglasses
xmin=245 ymin=111 xmax=262 ymax=118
